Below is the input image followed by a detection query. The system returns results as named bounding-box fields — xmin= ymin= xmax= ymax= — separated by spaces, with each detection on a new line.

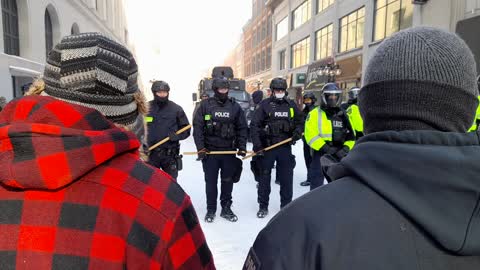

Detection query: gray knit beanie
xmin=43 ymin=32 xmax=139 ymax=125
xmin=359 ymin=27 xmax=479 ymax=134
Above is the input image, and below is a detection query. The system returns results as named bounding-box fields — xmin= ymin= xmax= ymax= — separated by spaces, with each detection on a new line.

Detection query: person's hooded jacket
xmin=0 ymin=96 xmax=215 ymax=270
xmin=244 ymin=130 xmax=480 ymax=270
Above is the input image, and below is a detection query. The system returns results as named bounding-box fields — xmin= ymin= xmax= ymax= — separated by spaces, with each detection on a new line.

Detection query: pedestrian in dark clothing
xmin=250 ymin=78 xmax=304 ymax=218
xmin=244 ymin=27 xmax=480 ymax=270
xmin=0 ymin=33 xmax=215 ymax=270
xmin=147 ymin=80 xmax=190 ymax=179
xmin=193 ymin=77 xmax=248 ymax=223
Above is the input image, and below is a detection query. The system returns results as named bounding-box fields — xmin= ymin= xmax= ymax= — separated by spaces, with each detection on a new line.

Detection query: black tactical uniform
xmin=250 ymin=78 xmax=304 ymax=218
xmin=193 ymin=77 xmax=248 ymax=223
xmin=147 ymin=81 xmax=190 ymax=179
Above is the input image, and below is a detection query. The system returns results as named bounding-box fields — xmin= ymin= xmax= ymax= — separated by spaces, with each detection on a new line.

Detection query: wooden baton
xmin=148 ymin=124 xmax=192 ymax=151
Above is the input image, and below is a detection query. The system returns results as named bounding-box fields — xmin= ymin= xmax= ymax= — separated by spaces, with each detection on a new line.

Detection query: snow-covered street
xmin=177 ymin=137 xmax=310 ymax=270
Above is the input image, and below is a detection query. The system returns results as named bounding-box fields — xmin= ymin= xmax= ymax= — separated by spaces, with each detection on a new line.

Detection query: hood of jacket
xmin=0 ymin=96 xmax=140 ymax=190
xmin=329 ymin=130 xmax=480 ymax=255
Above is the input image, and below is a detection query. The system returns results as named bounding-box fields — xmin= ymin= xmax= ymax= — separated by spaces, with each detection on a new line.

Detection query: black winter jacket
xmin=146 ymin=100 xmax=190 ymax=149
xmin=244 ymin=130 xmax=480 ymax=270
xmin=250 ymin=97 xmax=304 ymax=152
xmin=193 ymin=97 xmax=248 ymax=151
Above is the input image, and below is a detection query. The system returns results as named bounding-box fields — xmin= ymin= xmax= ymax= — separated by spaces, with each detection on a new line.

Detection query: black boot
xmin=257 ymin=207 xmax=268 ymax=218
xmin=300 ymin=180 xmax=311 ymax=186
xmin=205 ymin=210 xmax=216 ymax=223
xmin=220 ymin=204 xmax=238 ymax=222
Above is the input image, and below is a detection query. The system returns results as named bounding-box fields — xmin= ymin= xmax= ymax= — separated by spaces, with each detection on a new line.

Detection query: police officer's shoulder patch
xmin=243 ymin=247 xmax=261 ymax=270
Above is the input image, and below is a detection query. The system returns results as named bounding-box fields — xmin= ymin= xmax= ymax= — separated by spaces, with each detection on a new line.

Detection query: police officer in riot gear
xmin=304 ymin=83 xmax=355 ymax=189
xmin=146 ymin=81 xmax=190 ymax=179
xmin=193 ymin=77 xmax=248 ymax=223
xmin=251 ymin=77 xmax=304 ymax=218
xmin=299 ymin=92 xmax=317 ymax=187
xmin=341 ymin=86 xmax=364 ymax=139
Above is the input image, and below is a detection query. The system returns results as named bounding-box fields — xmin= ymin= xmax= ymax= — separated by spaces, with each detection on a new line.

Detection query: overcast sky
xmin=125 ymin=0 xmax=252 ymax=112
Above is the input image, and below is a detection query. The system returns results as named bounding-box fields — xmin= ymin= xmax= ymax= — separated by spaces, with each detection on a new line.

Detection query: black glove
xmin=237 ymin=150 xmax=247 ymax=157
xmin=168 ymin=132 xmax=180 ymax=142
xmin=197 ymin=148 xmax=208 ymax=161
xmin=320 ymin=154 xmax=340 ymax=183
xmin=334 ymin=146 xmax=350 ymax=160
xmin=319 ymin=144 xmax=334 ymax=155
xmin=292 ymin=131 xmax=302 ymax=142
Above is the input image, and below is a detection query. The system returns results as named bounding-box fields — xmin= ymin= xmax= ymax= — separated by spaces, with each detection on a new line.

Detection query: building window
xmin=266 ymin=46 xmax=272 ymax=69
xmin=2 ymin=0 xmax=20 ymax=56
xmin=262 ymin=20 xmax=266 ymax=41
xmin=374 ymin=0 xmax=413 ymax=41
xmin=317 ymin=0 xmax=334 ymax=13
xmin=267 ymin=15 xmax=272 ymax=36
xmin=276 ymin=16 xmax=288 ymax=41
xmin=315 ymin=24 xmax=333 ymax=60
xmin=279 ymin=50 xmax=286 ymax=70
xmin=45 ymin=9 xmax=53 ymax=57
xmin=256 ymin=53 xmax=262 ymax=73
xmin=292 ymin=0 xmax=311 ymax=30
xmin=261 ymin=49 xmax=266 ymax=71
xmin=339 ymin=7 xmax=365 ymax=53
xmin=256 ymin=27 xmax=260 ymax=44
xmin=291 ymin=37 xmax=310 ymax=68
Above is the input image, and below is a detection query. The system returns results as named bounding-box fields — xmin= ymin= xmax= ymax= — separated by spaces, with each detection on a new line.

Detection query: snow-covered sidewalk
xmin=178 ymin=137 xmax=310 ymax=269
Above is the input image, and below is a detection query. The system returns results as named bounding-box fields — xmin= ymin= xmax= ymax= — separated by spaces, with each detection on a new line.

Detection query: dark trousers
xmin=303 ymin=139 xmax=313 ymax=180
xmin=202 ymin=155 xmax=237 ymax=212
xmin=309 ymin=151 xmax=324 ymax=190
xmin=258 ymin=145 xmax=295 ymax=209
xmin=148 ymin=150 xmax=178 ymax=179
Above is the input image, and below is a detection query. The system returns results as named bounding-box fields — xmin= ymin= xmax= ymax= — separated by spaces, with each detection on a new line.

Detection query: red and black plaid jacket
xmin=0 ymin=96 xmax=215 ymax=270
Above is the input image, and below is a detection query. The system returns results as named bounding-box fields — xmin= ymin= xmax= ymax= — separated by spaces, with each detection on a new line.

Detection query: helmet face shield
xmin=348 ymin=88 xmax=360 ymax=101
xmin=322 ymin=90 xmax=342 ymax=108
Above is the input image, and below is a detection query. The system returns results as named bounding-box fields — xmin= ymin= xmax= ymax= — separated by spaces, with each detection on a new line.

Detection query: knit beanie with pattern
xmin=359 ymin=27 xmax=479 ymax=134
xmin=43 ymin=32 xmax=139 ymax=125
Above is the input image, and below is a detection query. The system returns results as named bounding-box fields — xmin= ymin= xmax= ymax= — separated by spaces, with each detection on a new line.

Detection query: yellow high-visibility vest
xmin=346 ymin=104 xmax=364 ymax=136
xmin=304 ymin=107 xmax=355 ymax=151
xmin=468 ymin=96 xmax=480 ymax=132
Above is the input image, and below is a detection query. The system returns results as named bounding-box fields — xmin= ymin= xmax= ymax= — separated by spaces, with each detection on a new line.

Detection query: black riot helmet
xmin=151 ymin=80 xmax=170 ymax=93
xmin=321 ymin=83 xmax=342 ymax=108
xmin=348 ymin=87 xmax=360 ymax=103
xmin=270 ymin=77 xmax=288 ymax=91
xmin=212 ymin=77 xmax=230 ymax=91
xmin=151 ymin=80 xmax=170 ymax=105
xmin=212 ymin=77 xmax=230 ymax=102
xmin=303 ymin=92 xmax=317 ymax=105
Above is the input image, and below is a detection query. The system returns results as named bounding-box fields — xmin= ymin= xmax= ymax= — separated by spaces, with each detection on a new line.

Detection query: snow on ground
xmin=177 ymin=137 xmax=311 ymax=270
